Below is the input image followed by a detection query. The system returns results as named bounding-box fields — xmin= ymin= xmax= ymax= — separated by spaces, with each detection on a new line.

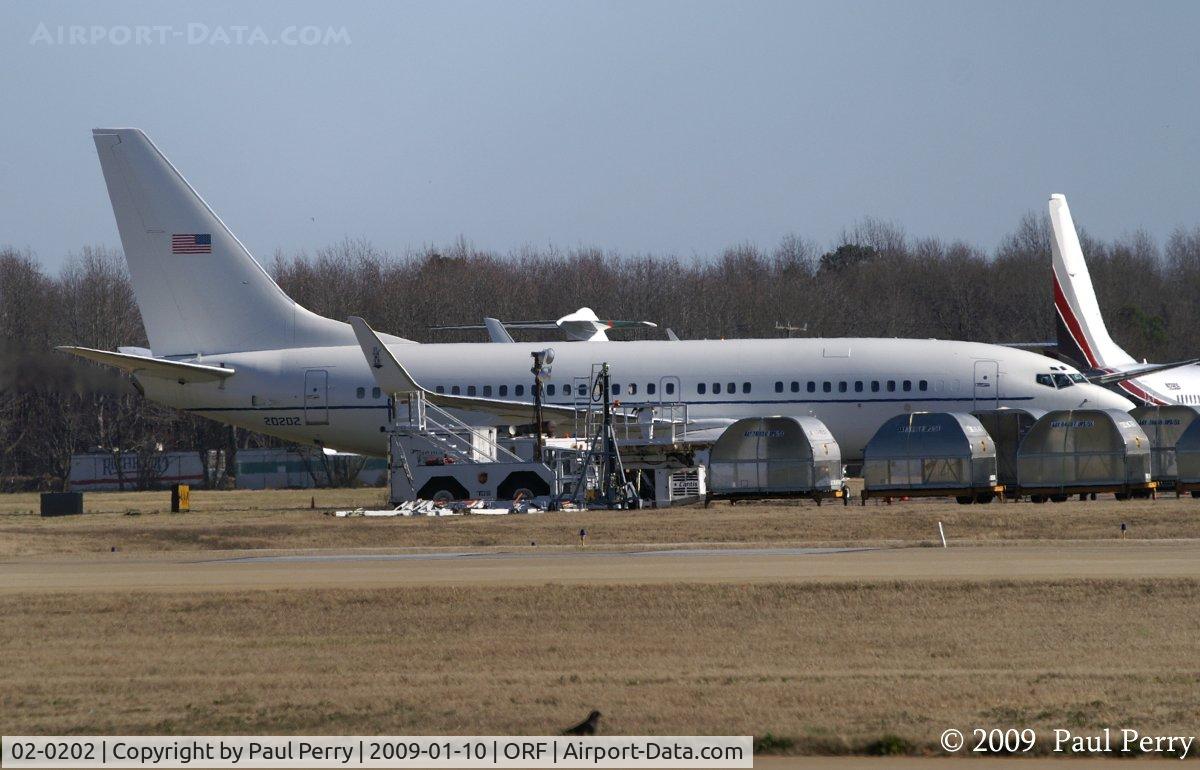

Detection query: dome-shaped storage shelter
xmin=707 ymin=416 xmax=844 ymax=503
xmin=1172 ymin=418 xmax=1200 ymax=497
xmin=1016 ymin=409 xmax=1153 ymax=499
xmin=862 ymin=412 xmax=999 ymax=504
xmin=1131 ymin=405 xmax=1200 ymax=486
xmin=972 ymin=407 xmax=1046 ymax=492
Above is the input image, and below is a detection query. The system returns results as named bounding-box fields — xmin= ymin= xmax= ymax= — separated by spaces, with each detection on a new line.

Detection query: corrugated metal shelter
xmin=1172 ymin=419 xmax=1200 ymax=496
xmin=707 ymin=416 xmax=843 ymax=501
xmin=972 ymin=408 xmax=1046 ymax=491
xmin=1016 ymin=409 xmax=1153 ymax=497
xmin=1131 ymin=405 xmax=1200 ymax=485
xmin=862 ymin=412 xmax=999 ymax=502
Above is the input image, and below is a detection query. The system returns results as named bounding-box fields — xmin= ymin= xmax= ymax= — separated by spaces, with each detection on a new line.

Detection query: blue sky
xmin=2 ymin=0 xmax=1198 ymax=270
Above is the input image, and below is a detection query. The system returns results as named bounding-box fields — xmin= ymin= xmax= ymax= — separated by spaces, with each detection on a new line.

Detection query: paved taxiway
xmin=2 ymin=541 xmax=1197 ymax=594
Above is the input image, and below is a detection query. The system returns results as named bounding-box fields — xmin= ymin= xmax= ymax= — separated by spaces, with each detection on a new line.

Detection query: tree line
xmin=4 ymin=213 xmax=1200 ymax=490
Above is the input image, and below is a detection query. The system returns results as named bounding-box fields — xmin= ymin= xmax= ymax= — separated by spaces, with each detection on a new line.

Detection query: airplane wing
xmin=432 ymin=308 xmax=658 ymax=343
xmin=56 ymin=346 xmax=235 ymax=383
xmin=1001 ymin=341 xmax=1057 ymax=350
xmin=431 ymin=320 xmax=558 ymax=331
xmin=348 ymin=317 xmax=576 ymax=424
xmin=1087 ymin=359 xmax=1200 ymax=386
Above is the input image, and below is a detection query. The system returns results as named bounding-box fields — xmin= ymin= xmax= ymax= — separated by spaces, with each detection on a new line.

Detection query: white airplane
xmin=1050 ymin=194 xmax=1200 ymax=406
xmin=432 ymin=307 xmax=658 ymax=342
xmin=59 ymin=129 xmax=1133 ymax=460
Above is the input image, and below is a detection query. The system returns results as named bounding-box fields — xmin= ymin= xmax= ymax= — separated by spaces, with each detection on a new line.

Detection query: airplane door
xmin=304 ymin=369 xmax=329 ymax=425
xmin=973 ymin=360 xmax=999 ymax=410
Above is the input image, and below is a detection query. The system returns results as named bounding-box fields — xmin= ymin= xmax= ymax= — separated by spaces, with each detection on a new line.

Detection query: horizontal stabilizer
xmin=1087 ymin=358 xmax=1200 ymax=386
xmin=56 ymin=346 xmax=235 ymax=382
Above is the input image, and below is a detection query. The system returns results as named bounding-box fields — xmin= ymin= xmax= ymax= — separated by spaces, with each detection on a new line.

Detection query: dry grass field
xmin=2 ymin=580 xmax=1198 ymax=755
xmin=2 ymin=486 xmax=1198 ymax=557
xmin=3 ymin=488 xmax=1200 ymax=757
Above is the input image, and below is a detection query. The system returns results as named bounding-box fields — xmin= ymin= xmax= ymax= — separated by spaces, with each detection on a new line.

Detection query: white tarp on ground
xmin=863 ymin=412 xmax=997 ymax=492
xmin=333 ymin=499 xmax=544 ymax=517
xmin=1017 ymin=409 xmax=1152 ymax=489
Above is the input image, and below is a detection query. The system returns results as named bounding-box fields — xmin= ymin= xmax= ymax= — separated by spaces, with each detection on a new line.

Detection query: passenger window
xmin=483 ymin=385 xmax=493 ymax=397
xmin=1036 ymin=374 xmax=1054 ymax=388
xmin=792 ymin=381 xmax=800 ymax=393
xmin=698 ymin=383 xmax=707 ymax=395
xmin=887 ymin=380 xmax=896 ymax=392
xmin=612 ymin=384 xmax=620 ymax=396
xmin=918 ymin=380 xmax=928 ymax=392
xmin=713 ymin=382 xmax=722 ymax=394
xmin=727 ymin=382 xmax=735 ymax=393
xmin=742 ymin=382 xmax=751 ymax=394
xmin=838 ymin=381 xmax=847 ymax=393
xmin=499 ymin=385 xmax=508 ymax=397
xmin=436 ymin=385 xmax=445 ymax=394
xmin=822 ymin=381 xmax=831 ymax=393
xmin=356 ymin=387 xmax=365 ymax=399
xmin=468 ymin=385 xmax=477 ymax=396
xmin=775 ymin=381 xmax=783 ymax=393
xmin=516 ymin=384 xmax=525 ymax=396
xmin=648 ymin=383 xmax=656 ymax=395
xmin=854 ymin=381 xmax=864 ymax=393
xmin=902 ymin=380 xmax=912 ymax=392
xmin=546 ymin=384 xmax=555 ymax=396
xmin=871 ymin=381 xmax=880 ymax=392
xmin=628 ymin=383 xmax=638 ymax=395
xmin=373 ymin=387 xmax=381 ymax=399
xmin=451 ymin=385 xmax=461 ymax=395
xmin=665 ymin=382 xmax=675 ymax=395
xmin=806 ymin=381 xmax=815 ymax=393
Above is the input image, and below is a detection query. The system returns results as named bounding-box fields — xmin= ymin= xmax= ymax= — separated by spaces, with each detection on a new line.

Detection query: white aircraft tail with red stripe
xmin=1049 ymin=193 xmax=1136 ymax=370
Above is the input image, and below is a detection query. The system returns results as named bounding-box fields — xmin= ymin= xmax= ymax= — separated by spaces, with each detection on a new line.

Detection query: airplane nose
xmin=1082 ymin=384 xmax=1135 ymax=412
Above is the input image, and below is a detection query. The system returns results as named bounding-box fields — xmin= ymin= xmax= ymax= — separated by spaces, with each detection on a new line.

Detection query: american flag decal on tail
xmin=171 ymin=233 xmax=212 ymax=254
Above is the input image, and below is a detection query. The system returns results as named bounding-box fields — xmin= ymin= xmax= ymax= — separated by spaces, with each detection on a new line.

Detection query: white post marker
xmin=938 ymin=521 xmax=947 ymax=548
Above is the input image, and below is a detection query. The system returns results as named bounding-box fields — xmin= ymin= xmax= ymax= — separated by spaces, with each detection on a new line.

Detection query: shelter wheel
xmin=1049 ymin=494 xmax=1068 ymax=503
xmin=1192 ymin=491 xmax=1200 ymax=499
xmin=975 ymin=492 xmax=995 ymax=504
xmin=955 ymin=495 xmax=974 ymax=505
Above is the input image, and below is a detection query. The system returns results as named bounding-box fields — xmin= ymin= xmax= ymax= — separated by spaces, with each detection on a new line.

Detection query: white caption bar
xmin=2 ymin=736 xmax=752 ymax=768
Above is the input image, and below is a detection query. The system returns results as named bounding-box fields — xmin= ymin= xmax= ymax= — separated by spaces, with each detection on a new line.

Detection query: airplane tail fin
xmin=1049 ymin=193 xmax=1135 ymax=369
xmin=91 ymin=128 xmax=361 ymax=356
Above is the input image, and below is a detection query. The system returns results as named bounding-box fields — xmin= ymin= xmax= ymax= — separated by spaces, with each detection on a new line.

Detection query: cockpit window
xmin=1054 ymin=373 xmax=1073 ymax=388
xmin=1069 ymin=373 xmax=1086 ymax=383
xmin=1036 ymin=374 xmax=1055 ymax=388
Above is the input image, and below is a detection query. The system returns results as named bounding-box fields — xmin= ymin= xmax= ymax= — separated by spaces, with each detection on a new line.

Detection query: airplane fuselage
xmin=137 ymin=336 xmax=1133 ymax=460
